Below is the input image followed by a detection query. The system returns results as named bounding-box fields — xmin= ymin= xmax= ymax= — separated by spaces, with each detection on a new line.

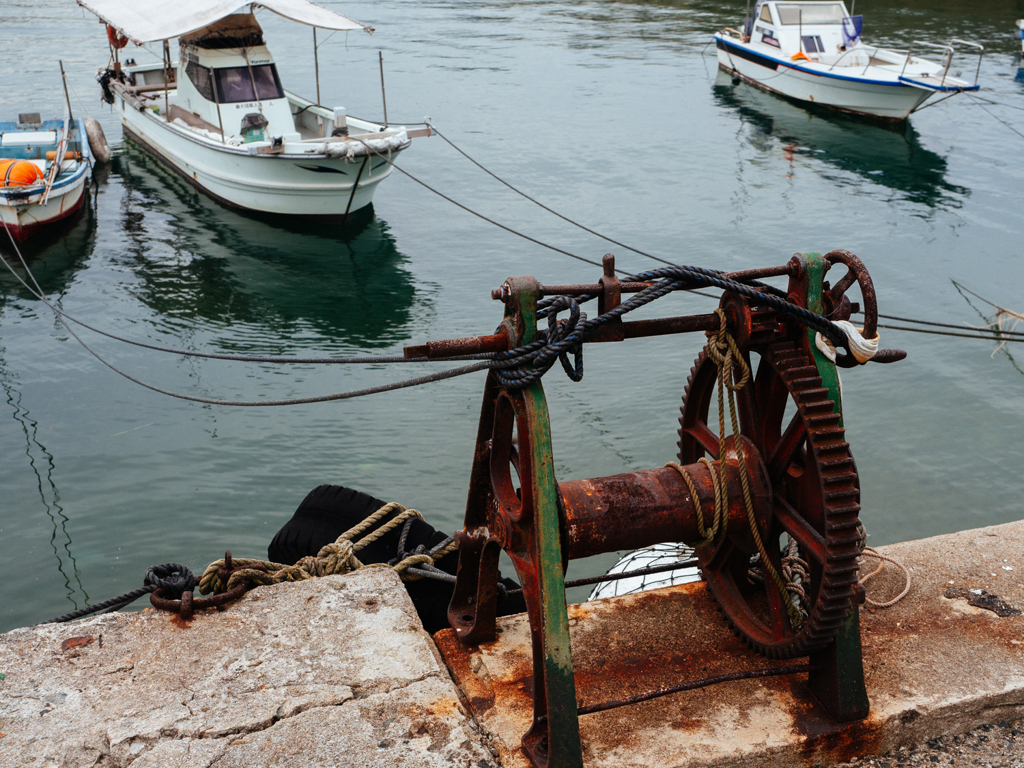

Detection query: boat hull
xmin=115 ymin=92 xmax=401 ymax=223
xmin=716 ymin=38 xmax=932 ymax=121
xmin=0 ymin=174 xmax=87 ymax=242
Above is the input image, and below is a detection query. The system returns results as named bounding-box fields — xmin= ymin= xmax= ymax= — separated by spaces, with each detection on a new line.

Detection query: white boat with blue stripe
xmin=714 ymin=1 xmax=982 ymax=121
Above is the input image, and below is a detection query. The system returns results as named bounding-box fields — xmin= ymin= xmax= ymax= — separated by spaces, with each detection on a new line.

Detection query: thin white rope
xmin=858 ymin=546 xmax=912 ymax=608
xmin=815 ymin=320 xmax=879 ymax=364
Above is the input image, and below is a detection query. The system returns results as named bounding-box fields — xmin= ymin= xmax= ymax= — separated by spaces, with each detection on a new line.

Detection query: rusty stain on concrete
xmin=437 ymin=520 xmax=1024 ymax=768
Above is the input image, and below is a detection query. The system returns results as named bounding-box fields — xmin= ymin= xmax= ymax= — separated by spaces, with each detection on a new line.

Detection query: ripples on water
xmin=1 ymin=0 xmax=1022 ymax=630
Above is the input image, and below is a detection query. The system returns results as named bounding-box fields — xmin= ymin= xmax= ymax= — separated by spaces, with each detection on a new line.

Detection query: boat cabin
xmin=172 ymin=13 xmax=298 ymax=144
xmin=748 ymin=1 xmax=862 ymax=65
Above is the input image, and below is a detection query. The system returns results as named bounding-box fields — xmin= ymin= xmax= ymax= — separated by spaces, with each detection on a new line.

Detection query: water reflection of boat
xmin=114 ymin=141 xmax=420 ymax=348
xmin=0 ymin=188 xmax=95 ymax=298
xmin=713 ymin=70 xmax=967 ymax=208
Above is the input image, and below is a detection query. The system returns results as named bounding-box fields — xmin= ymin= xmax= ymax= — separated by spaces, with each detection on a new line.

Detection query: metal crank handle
xmin=835 ymin=348 xmax=907 ymax=368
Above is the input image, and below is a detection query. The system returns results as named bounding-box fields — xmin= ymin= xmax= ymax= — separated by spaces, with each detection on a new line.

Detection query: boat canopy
xmin=75 ymin=0 xmax=371 ymax=44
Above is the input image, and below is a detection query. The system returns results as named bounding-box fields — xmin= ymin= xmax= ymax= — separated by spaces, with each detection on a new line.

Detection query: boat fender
xmin=85 ymin=118 xmax=111 ymax=163
xmin=46 ymin=150 xmax=82 ymax=161
xmin=106 ymin=24 xmax=129 ymax=50
xmin=0 ymin=159 xmax=44 ymax=187
xmin=269 ymin=484 xmax=526 ymax=634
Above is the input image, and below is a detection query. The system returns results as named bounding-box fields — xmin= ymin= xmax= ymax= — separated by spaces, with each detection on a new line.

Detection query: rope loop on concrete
xmin=858 ymin=546 xmax=912 ymax=608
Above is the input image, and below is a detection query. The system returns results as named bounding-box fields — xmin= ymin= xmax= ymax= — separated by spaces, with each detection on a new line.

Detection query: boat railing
xmin=839 ymin=44 xmax=912 ymax=75
xmin=900 ymin=41 xmax=954 ymax=86
xmin=948 ymin=39 xmax=984 ymax=86
xmin=826 ymin=44 xmax=873 ymax=71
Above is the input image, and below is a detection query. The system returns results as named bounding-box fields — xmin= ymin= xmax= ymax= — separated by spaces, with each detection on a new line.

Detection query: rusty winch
xmin=408 ymin=250 xmax=904 ymax=768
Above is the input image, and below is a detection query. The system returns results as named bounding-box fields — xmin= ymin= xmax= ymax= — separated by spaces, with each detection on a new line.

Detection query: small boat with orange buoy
xmin=0 ymin=112 xmax=92 ymax=243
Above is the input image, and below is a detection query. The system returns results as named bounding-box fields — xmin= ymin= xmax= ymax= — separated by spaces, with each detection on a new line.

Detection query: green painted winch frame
xmin=447 ymin=252 xmax=875 ymax=768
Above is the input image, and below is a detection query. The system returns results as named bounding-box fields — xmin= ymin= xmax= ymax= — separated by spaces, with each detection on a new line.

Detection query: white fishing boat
xmin=0 ymin=113 xmax=91 ymax=242
xmin=714 ymin=1 xmax=983 ymax=121
xmin=77 ymin=0 xmax=432 ymax=225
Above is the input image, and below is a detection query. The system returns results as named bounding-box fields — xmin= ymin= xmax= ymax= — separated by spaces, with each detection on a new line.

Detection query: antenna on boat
xmin=313 ymin=28 xmax=321 ymax=106
xmin=744 ymin=0 xmax=751 ymax=42
xmin=379 ymin=51 xmax=388 ymax=128
xmin=163 ymin=40 xmax=171 ymax=118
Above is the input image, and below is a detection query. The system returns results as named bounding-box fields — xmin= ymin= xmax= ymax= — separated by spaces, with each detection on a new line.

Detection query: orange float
xmin=106 ymin=24 xmax=129 ymax=49
xmin=0 ymin=159 xmax=45 ymax=187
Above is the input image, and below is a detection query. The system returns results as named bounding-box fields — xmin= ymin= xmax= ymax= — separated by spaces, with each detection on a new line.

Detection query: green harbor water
xmin=1 ymin=0 xmax=1022 ymax=631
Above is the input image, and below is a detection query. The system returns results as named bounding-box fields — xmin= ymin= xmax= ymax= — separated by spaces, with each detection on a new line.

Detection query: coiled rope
xmin=491 ymin=267 xmax=849 ymax=390
xmin=858 ymin=546 xmax=912 ymax=608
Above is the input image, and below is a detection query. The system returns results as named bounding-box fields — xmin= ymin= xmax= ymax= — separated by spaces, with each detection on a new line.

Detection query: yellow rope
xmin=197 ymin=503 xmax=455 ymax=595
xmin=684 ymin=309 xmax=803 ymax=628
xmin=665 ymin=458 xmax=724 ymax=548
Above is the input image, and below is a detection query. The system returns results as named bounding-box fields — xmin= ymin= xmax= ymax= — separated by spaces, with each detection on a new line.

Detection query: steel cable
xmin=0 ymin=247 xmax=458 ymax=365
xmin=3 ymin=224 xmax=496 ymax=406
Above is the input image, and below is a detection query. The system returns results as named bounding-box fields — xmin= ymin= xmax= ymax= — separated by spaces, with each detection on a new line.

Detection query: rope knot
xmin=197 ymin=502 xmax=458 ymax=596
xmin=317 ymin=539 xmax=362 ymax=575
xmin=391 ymin=553 xmax=435 ymax=580
xmin=145 ymin=563 xmax=197 ymax=598
xmin=705 ymin=308 xmax=751 ymax=391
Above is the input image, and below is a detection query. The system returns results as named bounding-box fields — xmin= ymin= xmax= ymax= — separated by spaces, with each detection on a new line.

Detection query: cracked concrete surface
xmin=0 ymin=569 xmax=498 ymax=768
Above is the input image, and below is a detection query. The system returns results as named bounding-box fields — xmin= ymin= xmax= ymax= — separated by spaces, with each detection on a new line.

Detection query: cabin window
xmin=776 ymin=3 xmax=846 ymax=24
xmin=801 ymin=35 xmax=825 ymax=52
xmin=213 ymin=64 xmax=284 ymax=103
xmin=185 ymin=58 xmax=215 ymax=102
xmin=758 ymin=4 xmax=774 ymax=24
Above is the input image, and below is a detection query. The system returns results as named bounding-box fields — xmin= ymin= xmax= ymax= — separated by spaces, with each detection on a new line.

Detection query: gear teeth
xmin=679 ymin=340 xmax=863 ymax=659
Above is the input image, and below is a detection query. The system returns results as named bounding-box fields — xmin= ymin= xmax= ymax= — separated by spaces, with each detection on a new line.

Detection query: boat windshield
xmin=775 ymin=3 xmax=846 ymax=24
xmin=213 ymin=64 xmax=284 ymax=103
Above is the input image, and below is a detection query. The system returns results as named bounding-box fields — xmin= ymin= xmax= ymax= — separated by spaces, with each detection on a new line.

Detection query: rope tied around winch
xmin=668 ymin=309 xmax=803 ymax=628
xmin=198 ymin=503 xmax=459 ymax=595
xmin=666 ymin=458 xmax=725 ymax=548
xmin=815 ymin=320 xmax=879 ymax=364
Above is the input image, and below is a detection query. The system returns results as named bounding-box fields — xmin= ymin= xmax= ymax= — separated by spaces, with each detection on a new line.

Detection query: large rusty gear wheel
xmin=678 ymin=340 xmax=862 ymax=659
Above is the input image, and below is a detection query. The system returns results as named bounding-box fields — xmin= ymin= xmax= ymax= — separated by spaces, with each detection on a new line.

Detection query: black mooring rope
xmin=36 ymin=563 xmax=196 ymax=625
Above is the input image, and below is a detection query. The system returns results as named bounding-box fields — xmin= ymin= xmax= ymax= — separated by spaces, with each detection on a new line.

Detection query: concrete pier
xmin=1 ymin=521 xmax=1021 ymax=767
xmin=0 ymin=569 xmax=498 ymax=768
xmin=438 ymin=520 xmax=1024 ymax=768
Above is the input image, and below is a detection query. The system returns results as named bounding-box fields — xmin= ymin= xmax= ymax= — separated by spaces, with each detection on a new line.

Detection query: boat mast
xmin=163 ymin=40 xmax=171 ymax=117
xmin=379 ymin=51 xmax=388 ymax=128
xmin=314 ymin=28 xmax=321 ymax=106
xmin=59 ymin=60 xmax=74 ymax=128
